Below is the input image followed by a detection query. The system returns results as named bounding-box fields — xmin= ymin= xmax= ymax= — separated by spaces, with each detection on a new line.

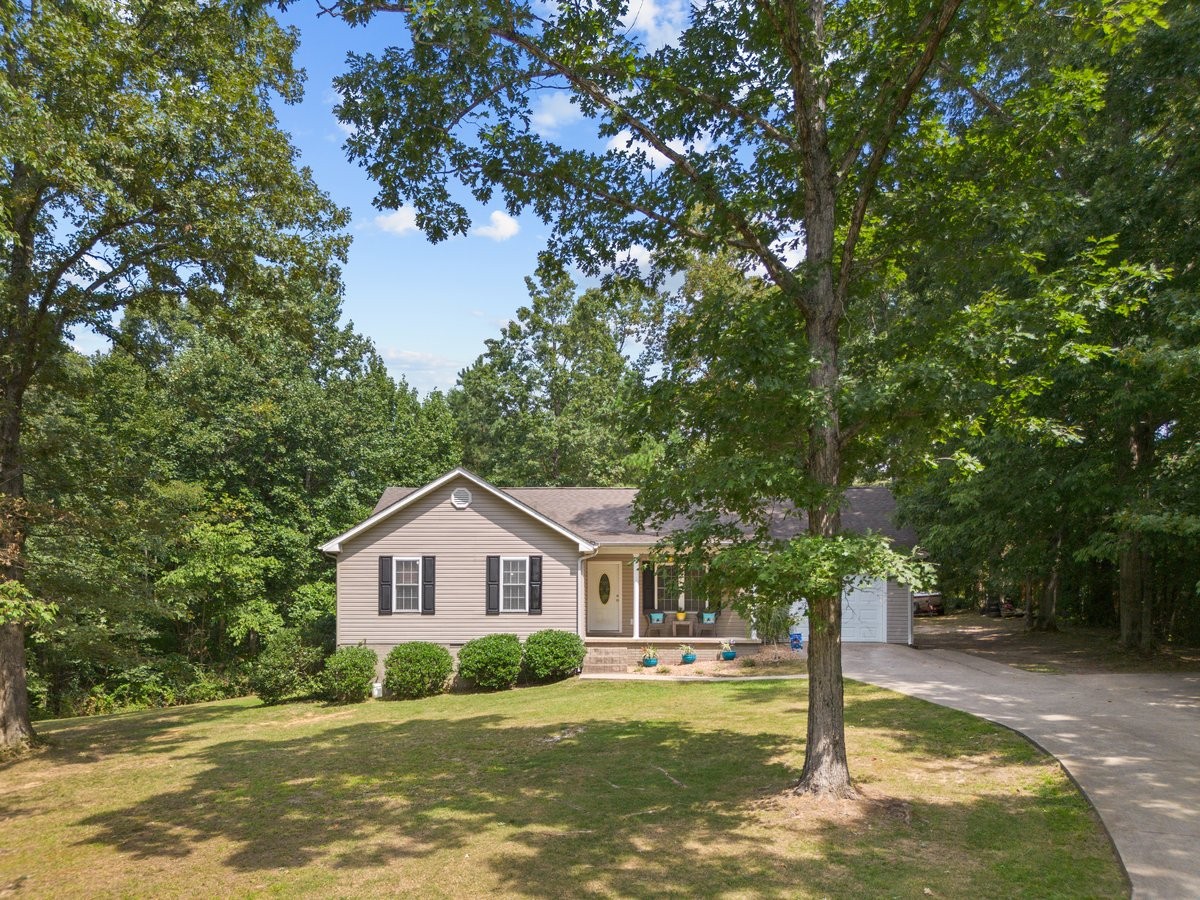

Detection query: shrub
xmin=522 ymin=629 xmax=586 ymax=682
xmin=181 ymin=665 xmax=247 ymax=704
xmin=249 ymin=629 xmax=324 ymax=705
xmin=384 ymin=642 xmax=453 ymax=699
xmin=320 ymin=645 xmax=378 ymax=703
xmin=456 ymin=633 xmax=523 ymax=691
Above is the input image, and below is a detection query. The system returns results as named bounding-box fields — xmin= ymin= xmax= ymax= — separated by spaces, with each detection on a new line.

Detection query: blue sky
xmin=272 ymin=2 xmax=688 ymax=395
xmin=273 ymin=6 xmax=547 ymax=395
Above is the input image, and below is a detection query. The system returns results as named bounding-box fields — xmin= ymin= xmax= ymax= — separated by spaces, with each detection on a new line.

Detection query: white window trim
xmin=500 ymin=556 xmax=529 ymax=613
xmin=393 ymin=557 xmax=422 ymax=614
xmin=656 ymin=564 xmax=705 ymax=613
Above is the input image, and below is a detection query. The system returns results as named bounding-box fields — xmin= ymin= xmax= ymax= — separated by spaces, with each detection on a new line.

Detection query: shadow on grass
xmin=71 ymin=706 xmax=795 ymax=885
xmin=844 ymin=686 xmax=1042 ymax=766
xmin=0 ymin=702 xmax=258 ymax=773
xmin=21 ymin=686 xmax=1122 ymax=898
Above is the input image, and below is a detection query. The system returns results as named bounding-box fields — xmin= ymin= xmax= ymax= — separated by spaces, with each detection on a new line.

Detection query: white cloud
xmin=606 ymin=129 xmax=711 ymax=170
xmin=625 ymin=244 xmax=653 ymax=272
xmin=621 ymin=0 xmax=687 ymax=50
xmin=531 ymin=91 xmax=583 ymax=136
xmin=374 ymin=208 xmax=419 ymax=236
xmin=381 ymin=347 xmax=465 ymax=394
xmin=473 ymin=210 xmax=520 ymax=242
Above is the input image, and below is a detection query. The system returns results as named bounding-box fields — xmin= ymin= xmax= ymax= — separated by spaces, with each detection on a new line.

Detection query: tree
xmin=325 ymin=0 xmax=1166 ymax=794
xmin=887 ymin=0 xmax=1197 ymax=651
xmin=22 ymin=305 xmax=462 ymax=715
xmin=0 ymin=0 xmax=349 ymax=747
xmin=451 ymin=270 xmax=640 ymax=486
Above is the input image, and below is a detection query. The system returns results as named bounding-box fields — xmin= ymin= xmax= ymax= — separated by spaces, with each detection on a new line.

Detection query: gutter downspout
xmin=577 ymin=546 xmax=600 ymax=637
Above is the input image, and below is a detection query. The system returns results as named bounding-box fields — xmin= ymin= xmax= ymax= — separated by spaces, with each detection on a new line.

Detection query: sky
xmin=270 ymin=2 xmax=687 ymax=395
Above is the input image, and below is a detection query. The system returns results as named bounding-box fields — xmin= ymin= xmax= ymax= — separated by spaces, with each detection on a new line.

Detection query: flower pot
xmin=675 ymin=611 xmax=686 ymax=621
xmin=642 ymin=657 xmax=658 ymax=667
xmin=721 ymin=650 xmax=737 ymax=661
xmin=681 ymin=653 xmax=697 ymax=664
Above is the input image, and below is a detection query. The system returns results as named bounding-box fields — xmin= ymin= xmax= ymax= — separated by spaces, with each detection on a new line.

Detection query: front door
xmin=587 ymin=561 xmax=622 ymax=633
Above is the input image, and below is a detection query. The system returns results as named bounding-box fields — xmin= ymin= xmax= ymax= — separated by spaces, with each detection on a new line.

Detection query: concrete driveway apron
xmin=842 ymin=644 xmax=1200 ymax=900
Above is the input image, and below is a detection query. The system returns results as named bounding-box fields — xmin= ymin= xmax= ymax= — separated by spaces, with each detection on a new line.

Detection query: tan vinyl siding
xmin=886 ymin=578 xmax=912 ymax=644
xmin=336 ymin=476 xmax=580 ymax=647
xmin=715 ymin=608 xmax=750 ymax=639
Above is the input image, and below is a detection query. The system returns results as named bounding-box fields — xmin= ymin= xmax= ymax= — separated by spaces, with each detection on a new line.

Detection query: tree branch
xmin=37 ymin=208 xmax=161 ymax=314
xmin=836 ymin=0 xmax=963 ymax=308
xmin=495 ymin=25 xmax=801 ymax=296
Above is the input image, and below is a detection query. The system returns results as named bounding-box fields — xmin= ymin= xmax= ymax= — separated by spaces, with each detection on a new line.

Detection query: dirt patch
xmin=915 ymin=612 xmax=1200 ymax=674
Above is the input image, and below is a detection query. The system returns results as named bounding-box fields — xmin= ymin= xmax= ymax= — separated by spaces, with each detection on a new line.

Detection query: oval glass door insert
xmin=599 ymin=573 xmax=611 ymax=604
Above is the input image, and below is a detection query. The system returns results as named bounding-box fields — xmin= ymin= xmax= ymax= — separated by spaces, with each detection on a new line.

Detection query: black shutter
xmin=421 ymin=556 xmax=436 ymax=615
xmin=641 ymin=563 xmax=657 ymax=611
xmin=486 ymin=555 xmax=500 ymax=615
xmin=528 ymin=555 xmax=542 ymax=615
xmin=378 ymin=556 xmax=393 ymax=615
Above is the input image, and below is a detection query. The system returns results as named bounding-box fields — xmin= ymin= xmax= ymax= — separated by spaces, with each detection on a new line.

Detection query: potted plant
xmin=679 ymin=644 xmax=697 ymax=664
xmin=641 ymin=645 xmax=659 ymax=668
xmin=720 ymin=640 xmax=737 ymax=661
xmin=674 ymin=610 xmax=687 ymax=621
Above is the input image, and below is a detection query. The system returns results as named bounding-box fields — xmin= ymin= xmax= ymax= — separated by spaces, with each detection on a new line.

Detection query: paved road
xmin=842 ymin=644 xmax=1200 ymax=900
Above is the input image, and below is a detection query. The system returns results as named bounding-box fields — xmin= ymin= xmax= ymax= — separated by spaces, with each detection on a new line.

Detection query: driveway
xmin=842 ymin=644 xmax=1200 ymax=900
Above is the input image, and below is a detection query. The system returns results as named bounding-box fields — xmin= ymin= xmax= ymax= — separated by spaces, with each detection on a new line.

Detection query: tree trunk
xmin=1037 ymin=567 xmax=1060 ymax=632
xmin=0 ymin=380 xmax=35 ymax=750
xmin=0 ymin=622 xmax=33 ymax=750
xmin=1118 ymin=419 xmax=1154 ymax=652
xmin=1033 ymin=532 xmax=1061 ymax=632
xmin=1138 ymin=557 xmax=1156 ymax=654
xmin=1118 ymin=538 xmax=1142 ymax=650
xmin=795 ymin=276 xmax=853 ymax=796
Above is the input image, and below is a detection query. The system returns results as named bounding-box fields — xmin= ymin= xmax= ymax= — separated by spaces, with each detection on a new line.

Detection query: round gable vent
xmin=450 ymin=487 xmax=472 ymax=509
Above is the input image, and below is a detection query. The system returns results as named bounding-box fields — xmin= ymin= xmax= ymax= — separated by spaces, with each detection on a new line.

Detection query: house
xmin=319 ymin=467 xmax=916 ymax=667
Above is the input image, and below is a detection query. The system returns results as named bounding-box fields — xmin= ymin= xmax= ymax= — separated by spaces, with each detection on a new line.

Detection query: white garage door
xmin=840 ymin=578 xmax=887 ymax=642
xmin=789 ymin=577 xmax=888 ymax=643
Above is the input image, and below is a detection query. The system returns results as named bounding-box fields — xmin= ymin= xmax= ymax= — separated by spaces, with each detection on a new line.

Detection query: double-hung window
xmin=656 ymin=565 xmax=705 ymax=612
xmin=501 ymin=557 xmax=528 ymax=612
xmin=394 ymin=558 xmax=421 ymax=612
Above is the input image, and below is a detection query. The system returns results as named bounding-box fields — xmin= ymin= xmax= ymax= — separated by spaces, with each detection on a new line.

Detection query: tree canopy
xmin=451 ymin=269 xmax=644 ymax=486
xmin=328 ymin=0 xmax=1164 ymax=795
xmin=0 ymin=0 xmax=349 ymax=748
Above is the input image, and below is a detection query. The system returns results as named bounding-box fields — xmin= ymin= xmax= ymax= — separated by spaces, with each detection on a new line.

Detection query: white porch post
xmin=632 ymin=556 xmax=641 ymax=640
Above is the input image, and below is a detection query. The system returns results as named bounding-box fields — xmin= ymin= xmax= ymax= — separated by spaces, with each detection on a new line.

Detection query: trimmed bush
xmin=384 ymin=642 xmax=453 ymax=700
xmin=522 ymin=629 xmax=586 ymax=682
xmin=320 ymin=645 xmax=378 ymax=703
xmin=249 ymin=629 xmax=324 ymax=705
xmin=456 ymin=633 xmax=523 ymax=691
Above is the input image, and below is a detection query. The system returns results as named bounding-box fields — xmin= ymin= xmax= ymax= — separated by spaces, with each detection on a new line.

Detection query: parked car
xmin=912 ymin=593 xmax=946 ymax=616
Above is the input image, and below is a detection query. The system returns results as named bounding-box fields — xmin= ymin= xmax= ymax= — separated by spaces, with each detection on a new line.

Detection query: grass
xmin=0 ymin=680 xmax=1125 ymax=898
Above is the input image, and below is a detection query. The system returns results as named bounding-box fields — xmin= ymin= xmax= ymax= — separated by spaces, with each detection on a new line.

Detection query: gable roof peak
xmin=320 ymin=466 xmax=598 ymax=554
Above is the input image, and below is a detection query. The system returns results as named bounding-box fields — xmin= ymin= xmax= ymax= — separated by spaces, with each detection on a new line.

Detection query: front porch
xmin=581 ymin=551 xmax=755 ymax=643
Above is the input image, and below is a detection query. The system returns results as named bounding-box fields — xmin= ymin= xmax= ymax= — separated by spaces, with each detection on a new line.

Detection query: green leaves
xmin=0 ymin=580 xmax=56 ymax=633
xmin=451 ymin=269 xmax=640 ymax=485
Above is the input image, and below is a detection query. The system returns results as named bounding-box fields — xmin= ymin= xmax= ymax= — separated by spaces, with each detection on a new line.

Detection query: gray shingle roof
xmin=372 ymin=483 xmax=915 ymax=548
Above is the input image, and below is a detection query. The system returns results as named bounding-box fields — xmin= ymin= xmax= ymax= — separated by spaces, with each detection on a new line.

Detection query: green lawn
xmin=1 ymin=680 xmax=1124 ymax=898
